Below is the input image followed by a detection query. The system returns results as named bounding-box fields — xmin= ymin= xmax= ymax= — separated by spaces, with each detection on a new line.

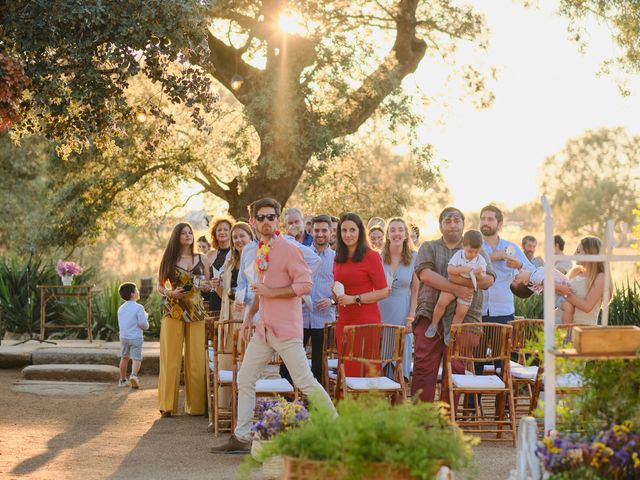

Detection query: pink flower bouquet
xmin=56 ymin=260 xmax=83 ymax=277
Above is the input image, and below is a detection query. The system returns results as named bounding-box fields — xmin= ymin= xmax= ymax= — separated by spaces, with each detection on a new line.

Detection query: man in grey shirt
xmin=412 ymin=207 xmax=495 ymax=402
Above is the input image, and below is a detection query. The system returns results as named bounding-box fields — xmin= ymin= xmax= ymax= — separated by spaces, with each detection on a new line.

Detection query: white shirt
xmin=118 ymin=301 xmax=149 ymax=340
xmin=528 ymin=267 xmax=569 ymax=295
xmin=448 ymin=249 xmax=487 ymax=277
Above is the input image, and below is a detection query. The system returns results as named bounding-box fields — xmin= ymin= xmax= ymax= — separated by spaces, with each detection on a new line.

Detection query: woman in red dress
xmin=334 ymin=213 xmax=389 ymax=377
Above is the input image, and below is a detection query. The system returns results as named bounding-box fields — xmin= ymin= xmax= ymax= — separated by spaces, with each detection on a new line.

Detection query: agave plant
xmin=0 ymin=255 xmax=59 ymax=336
xmin=607 ymin=280 xmax=640 ymax=327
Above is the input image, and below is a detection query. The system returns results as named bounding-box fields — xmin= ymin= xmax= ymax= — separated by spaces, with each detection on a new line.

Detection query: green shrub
xmin=608 ymin=280 xmax=640 ymax=326
xmin=260 ymin=395 xmax=477 ymax=480
xmin=514 ymin=292 xmax=544 ymax=319
xmin=0 ymin=256 xmax=58 ymax=335
xmin=143 ymin=291 xmax=164 ymax=339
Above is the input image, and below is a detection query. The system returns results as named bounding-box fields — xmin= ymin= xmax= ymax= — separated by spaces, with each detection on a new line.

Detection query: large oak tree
xmin=1 ymin=0 xmax=487 ymax=246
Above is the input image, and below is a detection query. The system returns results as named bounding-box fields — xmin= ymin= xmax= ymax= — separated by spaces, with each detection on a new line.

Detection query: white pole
xmin=601 ymin=220 xmax=614 ymax=326
xmin=541 ymin=196 xmax=556 ymax=433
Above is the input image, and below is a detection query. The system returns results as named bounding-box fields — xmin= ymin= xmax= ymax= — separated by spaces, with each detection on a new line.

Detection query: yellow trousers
xmin=158 ymin=316 xmax=206 ymax=415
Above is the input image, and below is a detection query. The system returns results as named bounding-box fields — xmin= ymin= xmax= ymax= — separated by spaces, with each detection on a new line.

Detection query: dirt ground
xmin=0 ymin=369 xmax=515 ymax=479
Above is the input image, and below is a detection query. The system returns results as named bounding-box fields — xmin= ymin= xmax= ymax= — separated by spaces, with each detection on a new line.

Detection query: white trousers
xmin=234 ymin=331 xmax=336 ymax=440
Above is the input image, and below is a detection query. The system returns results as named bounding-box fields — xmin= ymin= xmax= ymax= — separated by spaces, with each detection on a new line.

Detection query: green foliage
xmin=540 ymin=127 xmax=640 ymax=236
xmin=260 ymin=395 xmax=477 ymax=480
xmin=560 ymin=360 xmax=640 ymax=437
xmin=143 ymin=291 xmax=164 ymax=339
xmin=608 ymin=281 xmax=640 ymax=327
xmin=514 ymin=293 xmax=544 ymax=319
xmin=559 ymin=0 xmax=640 ymax=92
xmin=0 ymin=256 xmax=58 ymax=335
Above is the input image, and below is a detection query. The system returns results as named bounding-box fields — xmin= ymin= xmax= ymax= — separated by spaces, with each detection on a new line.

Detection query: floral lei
xmin=256 ymin=231 xmax=280 ymax=272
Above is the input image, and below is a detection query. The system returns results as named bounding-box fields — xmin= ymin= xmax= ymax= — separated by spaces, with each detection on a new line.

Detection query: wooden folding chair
xmin=335 ymin=324 xmax=406 ymax=401
xmin=442 ymin=323 xmax=517 ymax=445
xmin=204 ymin=312 xmax=219 ymax=432
xmin=529 ymin=323 xmax=588 ymax=413
xmin=321 ymin=321 xmax=338 ymax=395
xmin=509 ymin=318 xmax=544 ymax=416
xmin=206 ymin=316 xmax=242 ymax=436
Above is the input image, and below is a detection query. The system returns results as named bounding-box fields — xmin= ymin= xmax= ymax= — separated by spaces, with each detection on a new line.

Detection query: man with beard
xmin=411 ymin=207 xmax=495 ymax=402
xmin=211 ymin=198 xmax=336 ymax=454
xmin=281 ymin=214 xmax=336 ymax=384
xmin=479 ymin=205 xmax=534 ymax=326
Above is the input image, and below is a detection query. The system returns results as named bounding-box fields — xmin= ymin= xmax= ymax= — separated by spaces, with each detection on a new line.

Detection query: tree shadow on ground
xmin=11 ymin=393 xmax=128 ymax=476
xmin=107 ymin=415 xmax=243 ymax=480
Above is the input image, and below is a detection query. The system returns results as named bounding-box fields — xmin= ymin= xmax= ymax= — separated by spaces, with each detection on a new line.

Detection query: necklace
xmin=255 ymin=231 xmax=280 ymax=272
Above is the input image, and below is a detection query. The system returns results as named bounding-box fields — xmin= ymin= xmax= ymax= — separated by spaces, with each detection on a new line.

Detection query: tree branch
xmin=328 ymin=0 xmax=426 ymax=136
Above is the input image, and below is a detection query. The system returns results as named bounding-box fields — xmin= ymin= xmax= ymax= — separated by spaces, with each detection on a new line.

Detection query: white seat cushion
xmin=256 ymin=378 xmax=294 ymax=393
xmin=328 ymin=371 xmax=337 ymax=380
xmin=208 ymin=347 xmax=214 ymax=363
xmin=345 ymin=376 xmax=401 ymax=391
xmin=483 ymin=360 xmax=520 ymax=374
xmin=438 ymin=367 xmax=473 ymax=380
xmin=511 ymin=365 xmax=538 ymax=381
xmin=554 ymin=373 xmax=583 ymax=389
xmin=218 ymin=370 xmax=233 ymax=383
xmin=452 ymin=374 xmax=506 ymax=389
xmin=327 ymin=358 xmax=338 ymax=370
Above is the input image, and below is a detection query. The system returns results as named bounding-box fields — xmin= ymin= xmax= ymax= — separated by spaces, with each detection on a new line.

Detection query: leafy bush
xmin=0 ymin=256 xmax=58 ymax=335
xmin=515 ymin=292 xmax=544 ymax=319
xmin=608 ymin=280 xmax=640 ymax=326
xmin=261 ymin=395 xmax=477 ymax=480
xmin=144 ymin=291 xmax=164 ymax=338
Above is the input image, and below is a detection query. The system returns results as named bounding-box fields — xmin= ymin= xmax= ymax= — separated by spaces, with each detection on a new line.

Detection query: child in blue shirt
xmin=117 ymin=282 xmax=149 ymax=388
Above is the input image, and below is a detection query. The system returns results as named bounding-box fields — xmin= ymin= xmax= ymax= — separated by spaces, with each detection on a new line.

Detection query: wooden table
xmin=38 ymin=284 xmax=95 ymax=342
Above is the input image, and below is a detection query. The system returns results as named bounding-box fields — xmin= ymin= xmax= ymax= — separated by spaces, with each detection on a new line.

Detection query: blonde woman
xmin=556 ymin=236 xmax=611 ymax=325
xmin=378 ymin=217 xmax=419 ymax=381
xmin=206 ymin=216 xmax=234 ymax=312
xmin=214 ymin=222 xmax=254 ymax=409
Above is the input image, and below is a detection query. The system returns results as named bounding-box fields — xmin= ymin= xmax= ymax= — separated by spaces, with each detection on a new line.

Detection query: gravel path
xmin=0 ymin=369 xmax=515 ymax=479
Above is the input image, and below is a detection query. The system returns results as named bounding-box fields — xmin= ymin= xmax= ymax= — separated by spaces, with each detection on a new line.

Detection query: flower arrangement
xmin=251 ymin=398 xmax=309 ymax=441
xmin=538 ymin=421 xmax=640 ymax=479
xmin=56 ymin=260 xmax=83 ymax=277
xmin=255 ymin=231 xmax=280 ymax=273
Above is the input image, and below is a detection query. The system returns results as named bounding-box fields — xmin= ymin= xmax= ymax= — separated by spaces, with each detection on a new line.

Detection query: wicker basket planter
xmin=280 ymin=456 xmax=435 ymax=480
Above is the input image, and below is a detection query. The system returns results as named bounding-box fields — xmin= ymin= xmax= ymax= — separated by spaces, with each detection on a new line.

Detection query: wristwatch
xmin=355 ymin=294 xmax=362 ymax=306
xmin=330 ymin=298 xmax=337 ymax=306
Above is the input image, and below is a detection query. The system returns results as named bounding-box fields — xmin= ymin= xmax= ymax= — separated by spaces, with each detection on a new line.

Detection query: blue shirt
xmin=303 ymin=246 xmax=336 ymax=329
xmin=481 ymin=238 xmax=534 ymax=316
xmin=118 ymin=301 xmax=149 ymax=340
xmin=301 ymin=232 xmax=313 ymax=247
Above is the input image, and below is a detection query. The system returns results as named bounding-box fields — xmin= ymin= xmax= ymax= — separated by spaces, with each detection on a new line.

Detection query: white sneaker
xmin=129 ymin=374 xmax=140 ymax=389
xmin=118 ymin=378 xmax=129 ymax=387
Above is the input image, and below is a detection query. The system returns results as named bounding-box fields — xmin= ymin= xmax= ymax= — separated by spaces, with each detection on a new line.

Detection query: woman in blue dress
xmin=378 ymin=217 xmax=418 ymax=382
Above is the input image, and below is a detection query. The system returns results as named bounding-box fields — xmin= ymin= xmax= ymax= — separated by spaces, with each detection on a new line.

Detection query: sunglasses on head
xmin=442 ymin=213 xmax=462 ymax=222
xmin=255 ymin=213 xmax=279 ymax=222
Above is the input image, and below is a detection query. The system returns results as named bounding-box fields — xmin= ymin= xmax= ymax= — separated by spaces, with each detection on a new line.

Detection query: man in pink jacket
xmin=211 ymin=198 xmax=336 ymax=454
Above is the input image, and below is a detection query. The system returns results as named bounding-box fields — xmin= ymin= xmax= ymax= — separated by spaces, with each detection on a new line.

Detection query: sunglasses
xmin=255 ymin=213 xmax=279 ymax=222
xmin=442 ymin=213 xmax=462 ymax=222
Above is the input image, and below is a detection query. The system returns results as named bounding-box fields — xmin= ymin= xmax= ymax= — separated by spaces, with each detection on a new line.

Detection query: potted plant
xmin=250 ymin=398 xmax=309 ymax=462
xmin=538 ymin=421 xmax=640 ymax=479
xmin=56 ymin=260 xmax=83 ymax=286
xmin=253 ymin=394 xmax=477 ymax=480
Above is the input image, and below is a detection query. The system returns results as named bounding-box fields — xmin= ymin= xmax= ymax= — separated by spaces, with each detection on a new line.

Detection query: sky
xmin=409 ymin=1 xmax=640 ymax=212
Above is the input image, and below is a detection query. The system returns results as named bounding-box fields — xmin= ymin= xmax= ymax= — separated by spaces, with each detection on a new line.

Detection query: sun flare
xmin=278 ymin=11 xmax=306 ymax=35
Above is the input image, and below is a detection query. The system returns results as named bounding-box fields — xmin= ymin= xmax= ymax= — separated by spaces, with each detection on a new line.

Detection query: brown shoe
xmin=160 ymin=410 xmax=172 ymax=418
xmin=210 ymin=435 xmax=251 ymax=454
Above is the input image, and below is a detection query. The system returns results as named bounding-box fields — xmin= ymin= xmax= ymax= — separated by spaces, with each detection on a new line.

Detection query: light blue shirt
xmin=117 ymin=301 xmax=149 ymax=340
xmin=481 ymin=238 xmax=534 ymax=317
xmin=303 ymin=246 xmax=336 ymax=329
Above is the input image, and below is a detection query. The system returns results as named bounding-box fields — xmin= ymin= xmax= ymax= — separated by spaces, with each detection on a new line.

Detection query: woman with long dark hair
xmin=333 ymin=213 xmax=388 ymax=376
xmin=157 ymin=222 xmax=210 ymax=417
xmin=206 ymin=216 xmax=234 ymax=312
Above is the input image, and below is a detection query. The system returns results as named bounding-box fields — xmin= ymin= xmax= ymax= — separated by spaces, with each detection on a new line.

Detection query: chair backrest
xmin=212 ymin=319 xmax=242 ymax=356
xmin=449 ymin=323 xmax=511 ymax=365
xmin=340 ymin=324 xmax=405 ymax=376
xmin=205 ymin=312 xmax=221 ymax=347
xmin=509 ymin=319 xmax=544 ymax=361
xmin=322 ymin=321 xmax=338 ymax=360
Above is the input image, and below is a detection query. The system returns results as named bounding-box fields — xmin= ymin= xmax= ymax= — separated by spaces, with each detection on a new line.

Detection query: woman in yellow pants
xmin=157 ymin=222 xmax=210 ymax=416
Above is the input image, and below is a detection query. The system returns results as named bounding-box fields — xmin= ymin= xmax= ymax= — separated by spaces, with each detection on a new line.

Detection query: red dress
xmin=333 ymin=249 xmax=388 ymax=376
